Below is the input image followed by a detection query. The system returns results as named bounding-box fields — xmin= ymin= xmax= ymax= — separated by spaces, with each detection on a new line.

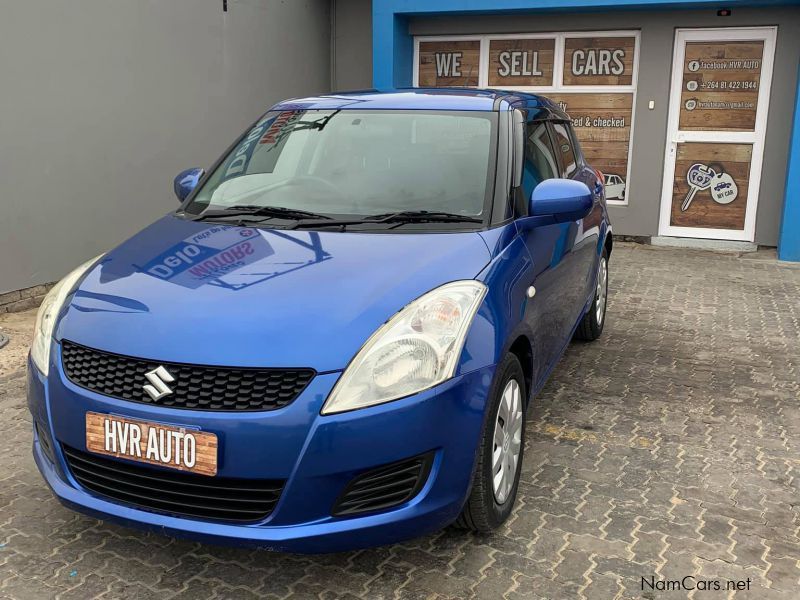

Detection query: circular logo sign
xmin=710 ymin=173 xmax=738 ymax=205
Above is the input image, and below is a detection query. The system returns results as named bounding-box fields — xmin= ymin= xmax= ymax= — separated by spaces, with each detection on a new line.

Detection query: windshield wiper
xmin=372 ymin=210 xmax=483 ymax=223
xmin=189 ymin=205 xmax=332 ymax=222
xmin=289 ymin=210 xmax=483 ymax=230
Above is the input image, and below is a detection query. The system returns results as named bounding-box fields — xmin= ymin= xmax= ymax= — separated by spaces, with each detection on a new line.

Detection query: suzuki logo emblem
xmin=143 ymin=366 xmax=175 ymax=401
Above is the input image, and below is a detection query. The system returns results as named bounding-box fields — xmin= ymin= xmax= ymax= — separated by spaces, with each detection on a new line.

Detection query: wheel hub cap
xmin=492 ymin=379 xmax=523 ymax=504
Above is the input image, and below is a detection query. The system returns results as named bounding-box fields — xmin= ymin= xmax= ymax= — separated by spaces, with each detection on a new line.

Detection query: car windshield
xmin=184 ymin=109 xmax=497 ymax=222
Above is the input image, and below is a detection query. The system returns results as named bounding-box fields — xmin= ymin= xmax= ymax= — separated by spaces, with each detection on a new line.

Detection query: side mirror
xmin=520 ymin=179 xmax=593 ymax=228
xmin=173 ymin=168 xmax=205 ymax=202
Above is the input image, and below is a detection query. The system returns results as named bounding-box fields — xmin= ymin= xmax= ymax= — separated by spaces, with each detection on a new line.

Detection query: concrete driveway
xmin=0 ymin=243 xmax=798 ymax=599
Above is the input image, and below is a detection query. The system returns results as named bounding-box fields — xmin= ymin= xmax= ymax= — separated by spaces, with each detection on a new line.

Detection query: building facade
xmin=2 ymin=0 xmax=799 ymax=302
xmin=372 ymin=0 xmax=800 ymax=260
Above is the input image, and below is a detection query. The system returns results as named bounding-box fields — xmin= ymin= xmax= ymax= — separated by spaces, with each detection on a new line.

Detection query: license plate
xmin=85 ymin=412 xmax=218 ymax=476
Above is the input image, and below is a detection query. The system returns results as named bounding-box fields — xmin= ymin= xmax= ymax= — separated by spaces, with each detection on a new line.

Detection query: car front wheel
xmin=456 ymin=353 xmax=526 ymax=532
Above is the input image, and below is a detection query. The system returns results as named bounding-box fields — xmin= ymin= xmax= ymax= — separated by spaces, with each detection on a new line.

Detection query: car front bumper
xmin=28 ymin=345 xmax=496 ymax=553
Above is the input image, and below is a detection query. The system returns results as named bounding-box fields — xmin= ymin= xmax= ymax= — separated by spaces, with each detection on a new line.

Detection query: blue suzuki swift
xmin=28 ymin=89 xmax=611 ymax=553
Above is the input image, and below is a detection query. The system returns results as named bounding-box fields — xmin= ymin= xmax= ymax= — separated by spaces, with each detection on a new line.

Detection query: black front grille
xmin=333 ymin=453 xmax=434 ymax=516
xmin=63 ymin=445 xmax=284 ymax=522
xmin=61 ymin=340 xmax=315 ymax=411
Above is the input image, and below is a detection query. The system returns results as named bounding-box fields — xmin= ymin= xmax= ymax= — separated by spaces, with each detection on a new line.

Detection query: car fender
xmin=458 ymin=233 xmax=537 ymax=389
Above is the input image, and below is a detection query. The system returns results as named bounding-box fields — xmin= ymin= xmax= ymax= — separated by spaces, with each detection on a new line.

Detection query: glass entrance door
xmin=658 ymin=27 xmax=776 ymax=241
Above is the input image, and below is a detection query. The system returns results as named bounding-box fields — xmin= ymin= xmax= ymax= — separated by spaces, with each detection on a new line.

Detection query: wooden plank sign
xmin=86 ymin=412 xmax=218 ymax=476
xmin=679 ymin=41 xmax=764 ymax=131
xmin=488 ymin=38 xmax=555 ymax=86
xmin=418 ymin=40 xmax=480 ymax=87
xmin=547 ymin=93 xmax=634 ymax=201
xmin=563 ymin=37 xmax=636 ymax=86
xmin=669 ymin=142 xmax=752 ymax=230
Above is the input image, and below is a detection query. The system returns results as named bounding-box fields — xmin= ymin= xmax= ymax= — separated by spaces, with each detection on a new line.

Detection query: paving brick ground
xmin=1 ymin=243 xmax=799 ymax=599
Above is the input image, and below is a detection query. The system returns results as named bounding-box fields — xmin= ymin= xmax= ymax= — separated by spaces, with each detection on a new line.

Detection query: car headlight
xmin=30 ymin=256 xmax=101 ymax=376
xmin=321 ymin=280 xmax=487 ymax=415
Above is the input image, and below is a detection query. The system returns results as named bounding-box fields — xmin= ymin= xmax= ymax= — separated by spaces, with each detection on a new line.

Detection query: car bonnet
xmin=55 ymin=215 xmax=493 ymax=372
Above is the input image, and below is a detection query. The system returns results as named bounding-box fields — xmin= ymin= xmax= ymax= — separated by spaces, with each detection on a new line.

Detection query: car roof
xmin=270 ymin=88 xmax=570 ymax=119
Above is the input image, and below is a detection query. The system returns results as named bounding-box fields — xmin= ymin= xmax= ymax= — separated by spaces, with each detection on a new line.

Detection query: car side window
xmin=567 ymin=123 xmax=585 ymax=167
xmin=521 ymin=120 xmax=559 ymax=201
xmin=550 ymin=122 xmax=578 ymax=178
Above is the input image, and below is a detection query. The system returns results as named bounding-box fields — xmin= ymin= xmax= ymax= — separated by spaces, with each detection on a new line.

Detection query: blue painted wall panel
xmin=779 ymin=62 xmax=800 ymax=261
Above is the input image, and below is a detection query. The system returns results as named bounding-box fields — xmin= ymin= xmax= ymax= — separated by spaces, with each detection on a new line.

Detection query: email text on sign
xmin=104 ymin=419 xmax=197 ymax=468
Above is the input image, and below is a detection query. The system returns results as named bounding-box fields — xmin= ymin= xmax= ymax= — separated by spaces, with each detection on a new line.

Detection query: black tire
xmin=575 ymin=248 xmax=609 ymax=341
xmin=456 ymin=353 xmax=526 ymax=532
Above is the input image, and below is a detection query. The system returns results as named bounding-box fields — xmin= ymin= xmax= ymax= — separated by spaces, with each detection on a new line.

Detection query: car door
xmin=515 ymin=118 xmax=587 ymax=389
xmin=548 ymin=121 xmax=603 ymax=316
